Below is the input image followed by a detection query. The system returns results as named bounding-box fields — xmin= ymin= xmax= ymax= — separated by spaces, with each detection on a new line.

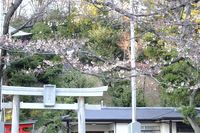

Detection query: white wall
xmin=115 ymin=122 xmax=177 ymax=133
xmin=160 ymin=122 xmax=177 ymax=133
xmin=86 ymin=124 xmax=110 ymax=131
xmin=172 ymin=122 xmax=177 ymax=133
xmin=71 ymin=123 xmax=114 ymax=133
xmin=71 ymin=121 xmax=178 ymax=133
xmin=115 ymin=123 xmax=129 ymax=133
xmin=161 ymin=123 xmax=170 ymax=133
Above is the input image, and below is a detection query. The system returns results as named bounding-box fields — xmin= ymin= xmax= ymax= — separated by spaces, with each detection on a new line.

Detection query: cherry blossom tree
xmin=0 ymin=0 xmax=199 ymax=131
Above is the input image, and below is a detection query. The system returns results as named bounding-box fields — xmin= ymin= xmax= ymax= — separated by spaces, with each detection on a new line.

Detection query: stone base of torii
xmin=1 ymin=85 xmax=107 ymax=133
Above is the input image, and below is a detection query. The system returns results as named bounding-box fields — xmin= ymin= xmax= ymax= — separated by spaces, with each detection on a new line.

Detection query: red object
xmin=4 ymin=123 xmax=34 ymax=133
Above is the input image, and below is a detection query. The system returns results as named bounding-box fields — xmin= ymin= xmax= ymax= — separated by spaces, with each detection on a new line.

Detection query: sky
xmin=20 ymin=0 xmax=36 ymax=18
xmin=19 ymin=0 xmax=71 ymax=18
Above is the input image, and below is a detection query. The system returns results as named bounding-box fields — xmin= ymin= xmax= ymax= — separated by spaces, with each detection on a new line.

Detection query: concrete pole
xmin=77 ymin=97 xmax=85 ymax=133
xmin=130 ymin=0 xmax=136 ymax=123
xmin=11 ymin=95 xmax=20 ymax=133
xmin=129 ymin=1 xmax=141 ymax=133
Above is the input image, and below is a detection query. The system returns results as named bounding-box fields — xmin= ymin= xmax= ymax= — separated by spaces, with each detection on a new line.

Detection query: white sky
xmin=20 ymin=0 xmax=35 ymax=18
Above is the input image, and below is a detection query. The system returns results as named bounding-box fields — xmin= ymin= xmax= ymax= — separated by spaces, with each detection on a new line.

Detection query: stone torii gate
xmin=1 ymin=85 xmax=108 ymax=133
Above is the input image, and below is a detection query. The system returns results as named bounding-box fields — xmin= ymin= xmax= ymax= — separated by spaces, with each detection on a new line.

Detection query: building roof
xmin=83 ymin=107 xmax=200 ymax=122
xmin=9 ymin=26 xmax=32 ymax=37
xmin=5 ymin=120 xmax=37 ymax=125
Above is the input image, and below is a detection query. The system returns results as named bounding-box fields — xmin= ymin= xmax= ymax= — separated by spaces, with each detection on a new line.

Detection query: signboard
xmin=128 ymin=121 xmax=141 ymax=133
xmin=5 ymin=109 xmax=12 ymax=121
xmin=43 ymin=84 xmax=56 ymax=107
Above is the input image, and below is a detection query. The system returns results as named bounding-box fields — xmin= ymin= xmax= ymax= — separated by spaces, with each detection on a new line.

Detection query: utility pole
xmin=129 ymin=0 xmax=141 ymax=132
xmin=130 ymin=0 xmax=136 ymax=123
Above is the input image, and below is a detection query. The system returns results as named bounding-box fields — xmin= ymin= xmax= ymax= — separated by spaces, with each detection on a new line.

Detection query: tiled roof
xmin=84 ymin=107 xmax=200 ymax=122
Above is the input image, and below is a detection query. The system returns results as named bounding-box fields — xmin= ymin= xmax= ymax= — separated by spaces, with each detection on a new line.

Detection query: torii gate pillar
xmin=11 ymin=96 xmax=87 ymax=133
xmin=11 ymin=95 xmax=20 ymax=133
xmin=78 ymin=97 xmax=85 ymax=133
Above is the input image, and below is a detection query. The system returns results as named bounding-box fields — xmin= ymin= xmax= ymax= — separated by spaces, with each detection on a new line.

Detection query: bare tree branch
xmin=11 ymin=0 xmax=55 ymax=35
xmin=85 ymin=0 xmax=198 ymax=18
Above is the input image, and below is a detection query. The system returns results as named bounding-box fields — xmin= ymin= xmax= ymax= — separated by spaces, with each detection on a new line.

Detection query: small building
xmin=62 ymin=107 xmax=197 ymax=133
xmin=9 ymin=26 xmax=32 ymax=37
xmin=4 ymin=121 xmax=36 ymax=133
xmin=9 ymin=26 xmax=32 ymax=40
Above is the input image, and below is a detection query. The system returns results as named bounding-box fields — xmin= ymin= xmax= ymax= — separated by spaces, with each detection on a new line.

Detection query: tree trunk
xmin=0 ymin=0 xmax=23 ymax=86
xmin=0 ymin=0 xmax=22 ymax=114
xmin=1 ymin=0 xmax=23 ymax=78
xmin=188 ymin=89 xmax=200 ymax=133
xmin=187 ymin=117 xmax=200 ymax=133
xmin=189 ymin=89 xmax=198 ymax=106
xmin=3 ymin=0 xmax=23 ymax=34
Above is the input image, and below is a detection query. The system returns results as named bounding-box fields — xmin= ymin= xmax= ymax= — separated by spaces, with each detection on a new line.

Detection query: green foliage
xmin=62 ymin=70 xmax=99 ymax=88
xmin=31 ymin=22 xmax=53 ymax=39
xmin=10 ymin=55 xmax=43 ymax=70
xmin=137 ymin=89 xmax=146 ymax=107
xmin=87 ymin=25 xmax=122 ymax=59
xmin=144 ymin=46 xmax=161 ymax=60
xmin=57 ymin=15 xmax=98 ymax=38
xmin=181 ymin=106 xmax=197 ymax=118
xmin=162 ymin=49 xmax=178 ymax=61
xmin=76 ymin=18 xmax=94 ymax=37
xmin=160 ymin=61 xmax=199 ymax=86
xmin=180 ymin=106 xmax=200 ymax=126
xmin=163 ymin=25 xmax=179 ymax=35
xmin=9 ymin=71 xmax=38 ymax=86
xmin=142 ymin=32 xmax=156 ymax=42
xmin=78 ymin=21 xmax=124 ymax=64
xmin=45 ymin=9 xmax=66 ymax=23
xmin=39 ymin=64 xmax=63 ymax=84
xmin=57 ymin=14 xmax=78 ymax=38
xmin=160 ymin=87 xmax=189 ymax=107
xmin=6 ymin=54 xmax=63 ymax=86
xmin=109 ymin=80 xmax=131 ymax=107
xmin=31 ymin=110 xmax=69 ymax=133
xmin=108 ymin=80 xmax=146 ymax=107
xmin=136 ymin=52 xmax=146 ymax=62
xmin=194 ymin=93 xmax=200 ymax=107
xmin=142 ymin=32 xmax=176 ymax=61
xmin=159 ymin=61 xmax=200 ymax=106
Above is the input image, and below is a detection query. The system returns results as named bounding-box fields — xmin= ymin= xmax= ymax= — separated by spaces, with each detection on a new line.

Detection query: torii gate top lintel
xmin=1 ymin=85 xmax=108 ymax=97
